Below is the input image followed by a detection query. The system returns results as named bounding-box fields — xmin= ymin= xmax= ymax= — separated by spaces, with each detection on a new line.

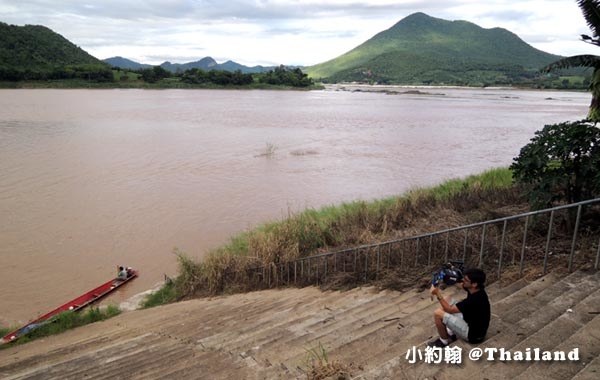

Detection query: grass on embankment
xmin=0 ymin=306 xmax=120 ymax=349
xmin=143 ymin=167 xmax=523 ymax=307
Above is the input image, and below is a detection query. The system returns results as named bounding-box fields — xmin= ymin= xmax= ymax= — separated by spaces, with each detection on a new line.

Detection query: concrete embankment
xmin=1 ymin=269 xmax=599 ymax=379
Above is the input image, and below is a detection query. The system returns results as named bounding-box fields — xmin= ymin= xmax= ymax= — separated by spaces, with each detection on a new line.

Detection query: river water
xmin=0 ymin=87 xmax=589 ymax=326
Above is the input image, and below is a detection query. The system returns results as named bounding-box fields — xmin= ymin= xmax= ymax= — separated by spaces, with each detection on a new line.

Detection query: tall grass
xmin=149 ymin=167 xmax=520 ymax=305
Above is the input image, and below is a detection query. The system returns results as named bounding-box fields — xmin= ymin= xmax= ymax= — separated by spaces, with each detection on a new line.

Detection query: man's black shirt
xmin=456 ymin=289 xmax=490 ymax=343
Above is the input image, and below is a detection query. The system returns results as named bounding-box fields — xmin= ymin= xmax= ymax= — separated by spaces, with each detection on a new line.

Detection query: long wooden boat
xmin=1 ymin=269 xmax=139 ymax=345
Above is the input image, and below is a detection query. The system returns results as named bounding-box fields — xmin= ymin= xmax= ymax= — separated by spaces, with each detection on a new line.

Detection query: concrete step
xmin=250 ymin=287 xmax=447 ymax=379
xmin=513 ymin=314 xmax=600 ymax=380
xmin=234 ymin=289 xmax=421 ymax=379
xmin=364 ymin=270 xmax=600 ymax=380
xmin=571 ymin=354 xmax=600 ymax=380
xmin=257 ymin=289 xmax=426 ymax=360
xmin=419 ymin=270 xmax=600 ymax=380
xmin=197 ymin=287 xmax=364 ymax=350
xmin=359 ymin=271 xmax=567 ymax=379
xmin=219 ymin=288 xmax=397 ymax=351
xmin=284 ymin=274 xmax=528 ymax=374
xmin=327 ymin=288 xmax=463 ymax=378
xmin=2 ymin=269 xmax=598 ymax=380
xmin=430 ymin=273 xmax=600 ymax=380
xmin=482 ymin=283 xmax=600 ymax=379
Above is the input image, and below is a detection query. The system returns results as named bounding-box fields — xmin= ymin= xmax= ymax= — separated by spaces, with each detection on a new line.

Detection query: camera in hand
xmin=432 ymin=261 xmax=464 ymax=287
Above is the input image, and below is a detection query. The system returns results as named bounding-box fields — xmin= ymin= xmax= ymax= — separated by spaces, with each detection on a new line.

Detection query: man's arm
xmin=430 ymin=285 xmax=461 ymax=313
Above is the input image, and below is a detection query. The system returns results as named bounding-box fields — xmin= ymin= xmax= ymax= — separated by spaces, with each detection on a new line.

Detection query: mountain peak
xmin=0 ymin=22 xmax=104 ymax=68
xmin=304 ymin=12 xmax=563 ymax=85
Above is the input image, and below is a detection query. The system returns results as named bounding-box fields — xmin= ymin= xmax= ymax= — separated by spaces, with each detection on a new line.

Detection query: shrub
xmin=510 ymin=120 xmax=600 ymax=208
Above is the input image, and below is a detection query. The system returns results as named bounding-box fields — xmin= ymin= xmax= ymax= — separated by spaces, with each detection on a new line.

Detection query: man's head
xmin=462 ymin=268 xmax=486 ymax=291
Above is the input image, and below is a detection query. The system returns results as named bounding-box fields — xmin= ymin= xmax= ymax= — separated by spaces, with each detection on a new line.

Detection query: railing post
xmin=543 ymin=210 xmax=555 ymax=274
xmin=400 ymin=240 xmax=405 ymax=267
xmin=427 ymin=235 xmax=433 ymax=265
xmin=444 ymin=232 xmax=449 ymax=263
xmin=414 ymin=238 xmax=420 ymax=267
xmin=364 ymin=249 xmax=369 ymax=282
xmin=294 ymin=261 xmax=297 ymax=284
xmin=334 ymin=252 xmax=337 ymax=273
xmin=519 ymin=215 xmax=530 ymax=277
xmin=376 ymin=245 xmax=381 ymax=280
xmin=462 ymin=229 xmax=468 ymax=264
xmin=568 ymin=205 xmax=582 ymax=272
xmin=498 ymin=219 xmax=507 ymax=280
xmin=479 ymin=224 xmax=486 ymax=267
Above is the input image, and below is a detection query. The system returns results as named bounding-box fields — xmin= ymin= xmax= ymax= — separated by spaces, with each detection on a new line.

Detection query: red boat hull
xmin=2 ymin=270 xmax=138 ymax=344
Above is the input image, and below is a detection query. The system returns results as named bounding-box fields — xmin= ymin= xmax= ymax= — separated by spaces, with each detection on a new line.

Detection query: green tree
xmin=258 ymin=65 xmax=313 ymax=87
xmin=541 ymin=0 xmax=600 ymax=121
xmin=510 ymin=120 xmax=600 ymax=208
xmin=139 ymin=66 xmax=171 ymax=83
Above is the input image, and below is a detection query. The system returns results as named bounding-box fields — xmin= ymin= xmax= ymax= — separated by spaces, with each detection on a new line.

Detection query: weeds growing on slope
xmin=145 ymin=167 xmax=528 ymax=305
xmin=1 ymin=305 xmax=121 ymax=349
xmin=303 ymin=342 xmax=353 ymax=380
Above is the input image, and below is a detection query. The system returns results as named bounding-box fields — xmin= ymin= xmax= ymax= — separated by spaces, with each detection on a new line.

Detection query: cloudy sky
xmin=1 ymin=0 xmax=598 ymax=66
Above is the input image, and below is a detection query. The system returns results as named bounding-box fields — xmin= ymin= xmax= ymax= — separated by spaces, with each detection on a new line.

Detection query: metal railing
xmin=249 ymin=198 xmax=600 ymax=289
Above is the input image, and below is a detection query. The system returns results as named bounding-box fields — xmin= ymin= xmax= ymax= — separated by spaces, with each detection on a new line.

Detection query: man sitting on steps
xmin=428 ymin=268 xmax=490 ymax=348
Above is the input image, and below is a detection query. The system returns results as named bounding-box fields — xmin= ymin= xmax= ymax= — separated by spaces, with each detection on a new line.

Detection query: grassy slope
xmin=144 ymin=167 xmax=525 ymax=305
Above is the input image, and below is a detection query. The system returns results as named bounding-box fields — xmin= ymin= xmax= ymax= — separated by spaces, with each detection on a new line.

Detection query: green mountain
xmin=0 ymin=22 xmax=105 ymax=68
xmin=304 ymin=12 xmax=565 ymax=86
xmin=0 ymin=22 xmax=113 ymax=82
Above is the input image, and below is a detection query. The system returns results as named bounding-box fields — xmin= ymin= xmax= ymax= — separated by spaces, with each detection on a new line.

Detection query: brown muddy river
xmin=0 ymin=87 xmax=589 ymax=325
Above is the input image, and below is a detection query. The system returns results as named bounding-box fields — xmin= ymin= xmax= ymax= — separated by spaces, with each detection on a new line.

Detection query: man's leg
xmin=442 ymin=312 xmax=468 ymax=341
xmin=429 ymin=297 xmax=465 ymax=347
xmin=433 ymin=296 xmax=457 ymax=340
xmin=433 ymin=307 xmax=450 ymax=339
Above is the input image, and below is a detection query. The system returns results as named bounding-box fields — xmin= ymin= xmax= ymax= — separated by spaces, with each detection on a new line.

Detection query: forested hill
xmin=0 ymin=22 xmax=105 ymax=68
xmin=304 ymin=12 xmax=567 ymax=86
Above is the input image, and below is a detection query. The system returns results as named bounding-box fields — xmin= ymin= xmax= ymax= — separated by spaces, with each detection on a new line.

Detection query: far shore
xmin=323 ymin=82 xmax=585 ymax=94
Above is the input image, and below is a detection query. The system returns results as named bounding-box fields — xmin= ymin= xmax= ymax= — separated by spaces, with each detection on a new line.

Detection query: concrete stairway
xmin=1 ymin=269 xmax=599 ymax=380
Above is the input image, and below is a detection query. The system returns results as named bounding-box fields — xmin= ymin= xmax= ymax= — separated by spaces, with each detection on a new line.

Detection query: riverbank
xmin=145 ymin=167 xmax=524 ymax=304
xmin=323 ymin=82 xmax=587 ymax=94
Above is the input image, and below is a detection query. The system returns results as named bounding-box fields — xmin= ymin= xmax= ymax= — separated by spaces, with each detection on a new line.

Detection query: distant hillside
xmin=159 ymin=57 xmax=219 ymax=72
xmin=104 ymin=56 xmax=276 ymax=74
xmin=0 ymin=22 xmax=105 ymax=68
xmin=103 ymin=56 xmax=152 ymax=70
xmin=304 ymin=12 xmax=566 ymax=86
xmin=217 ymin=60 xmax=274 ymax=74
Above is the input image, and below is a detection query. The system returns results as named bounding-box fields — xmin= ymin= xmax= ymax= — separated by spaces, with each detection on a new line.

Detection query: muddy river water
xmin=0 ymin=87 xmax=589 ymax=325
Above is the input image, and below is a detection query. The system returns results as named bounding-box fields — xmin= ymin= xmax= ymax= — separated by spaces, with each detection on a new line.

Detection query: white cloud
xmin=1 ymin=0 xmax=598 ymax=66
